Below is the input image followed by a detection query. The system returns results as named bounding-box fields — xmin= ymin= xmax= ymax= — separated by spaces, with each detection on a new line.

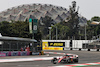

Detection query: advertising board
xmin=43 ymin=47 xmax=63 ymax=50
xmin=0 ymin=53 xmax=6 ymax=57
xmin=42 ymin=42 xmax=64 ymax=50
xmin=48 ymin=42 xmax=65 ymax=47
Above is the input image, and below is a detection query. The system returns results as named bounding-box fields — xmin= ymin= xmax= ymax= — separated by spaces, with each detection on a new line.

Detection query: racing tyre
xmin=75 ymin=58 xmax=78 ymax=63
xmin=52 ymin=58 xmax=57 ymax=64
xmin=67 ymin=59 xmax=71 ymax=63
xmin=67 ymin=58 xmax=74 ymax=63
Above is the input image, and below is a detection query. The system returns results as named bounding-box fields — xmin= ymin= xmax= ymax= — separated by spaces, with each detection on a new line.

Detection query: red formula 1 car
xmin=51 ymin=53 xmax=78 ymax=64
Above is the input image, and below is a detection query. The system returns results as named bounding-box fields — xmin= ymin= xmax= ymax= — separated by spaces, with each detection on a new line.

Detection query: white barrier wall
xmin=42 ymin=40 xmax=94 ymax=48
xmin=72 ymin=40 xmax=92 ymax=48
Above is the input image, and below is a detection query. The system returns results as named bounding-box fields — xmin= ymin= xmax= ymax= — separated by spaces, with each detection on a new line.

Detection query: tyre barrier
xmin=32 ymin=52 xmax=39 ymax=55
xmin=0 ymin=53 xmax=6 ymax=57
xmin=88 ymin=49 xmax=90 ymax=51
xmin=97 ymin=49 xmax=99 ymax=51
xmin=21 ymin=51 xmax=27 ymax=56
xmin=70 ymin=48 xmax=73 ymax=50
xmin=79 ymin=48 xmax=81 ymax=51
xmin=12 ymin=51 xmax=18 ymax=56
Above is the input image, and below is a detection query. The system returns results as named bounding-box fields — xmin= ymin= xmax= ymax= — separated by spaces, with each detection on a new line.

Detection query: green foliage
xmin=38 ymin=16 xmax=53 ymax=39
xmin=0 ymin=21 xmax=10 ymax=36
xmin=86 ymin=16 xmax=100 ymax=39
xmin=1 ymin=15 xmax=100 ymax=40
xmin=34 ymin=28 xmax=42 ymax=41
xmin=8 ymin=21 xmax=30 ymax=38
xmin=0 ymin=21 xmax=42 ymax=40
xmin=91 ymin=16 xmax=100 ymax=22
xmin=51 ymin=22 xmax=70 ymax=40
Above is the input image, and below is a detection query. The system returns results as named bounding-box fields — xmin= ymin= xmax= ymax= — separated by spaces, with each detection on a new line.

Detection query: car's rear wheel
xmin=52 ymin=58 xmax=57 ymax=64
xmin=67 ymin=58 xmax=74 ymax=63
xmin=67 ymin=58 xmax=71 ymax=63
xmin=75 ymin=57 xmax=78 ymax=63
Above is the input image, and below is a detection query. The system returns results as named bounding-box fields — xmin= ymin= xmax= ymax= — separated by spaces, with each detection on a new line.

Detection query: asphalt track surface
xmin=0 ymin=50 xmax=100 ymax=67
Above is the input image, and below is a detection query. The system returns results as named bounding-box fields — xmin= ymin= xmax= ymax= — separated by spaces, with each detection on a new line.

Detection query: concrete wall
xmin=42 ymin=40 xmax=94 ymax=48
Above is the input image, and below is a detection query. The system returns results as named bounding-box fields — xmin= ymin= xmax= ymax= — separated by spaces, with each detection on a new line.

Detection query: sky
xmin=0 ymin=0 xmax=100 ymax=20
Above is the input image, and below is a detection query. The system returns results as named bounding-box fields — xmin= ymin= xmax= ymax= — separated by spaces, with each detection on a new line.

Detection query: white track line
xmin=0 ymin=56 xmax=60 ymax=63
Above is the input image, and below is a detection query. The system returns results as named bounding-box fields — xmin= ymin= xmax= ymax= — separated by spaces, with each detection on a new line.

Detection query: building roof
xmin=0 ymin=35 xmax=37 ymax=42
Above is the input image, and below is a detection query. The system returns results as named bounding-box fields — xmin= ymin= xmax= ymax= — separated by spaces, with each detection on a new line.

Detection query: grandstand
xmin=0 ymin=3 xmax=87 ymax=26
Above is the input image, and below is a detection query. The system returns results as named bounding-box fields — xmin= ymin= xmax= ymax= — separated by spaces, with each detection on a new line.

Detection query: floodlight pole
xmin=56 ymin=26 xmax=58 ymax=40
xmin=51 ymin=24 xmax=58 ymax=40
xmin=31 ymin=20 xmax=34 ymax=53
xmin=85 ymin=24 xmax=87 ymax=48
xmin=48 ymin=27 xmax=52 ymax=40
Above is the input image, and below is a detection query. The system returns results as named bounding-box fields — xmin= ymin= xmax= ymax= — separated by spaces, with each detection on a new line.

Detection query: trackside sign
xmin=42 ymin=42 xmax=64 ymax=50
xmin=43 ymin=47 xmax=63 ymax=50
xmin=48 ymin=42 xmax=65 ymax=47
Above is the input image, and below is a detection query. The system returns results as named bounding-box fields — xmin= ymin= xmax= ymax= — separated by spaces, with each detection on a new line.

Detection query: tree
xmin=65 ymin=1 xmax=80 ymax=39
xmin=8 ymin=21 xmax=30 ymax=38
xmin=38 ymin=16 xmax=53 ymax=39
xmin=0 ymin=21 xmax=10 ymax=36
xmin=86 ymin=16 xmax=100 ymax=39
xmin=0 ymin=21 xmax=42 ymax=40
xmin=34 ymin=28 xmax=42 ymax=41
xmin=51 ymin=22 xmax=70 ymax=40
xmin=91 ymin=16 xmax=100 ymax=22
